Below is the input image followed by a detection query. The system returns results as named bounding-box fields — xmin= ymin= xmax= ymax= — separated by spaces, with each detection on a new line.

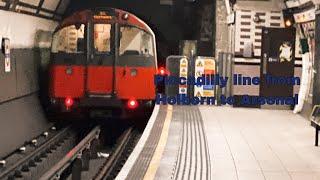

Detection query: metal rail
xmin=94 ymin=127 xmax=133 ymax=180
xmin=0 ymin=126 xmax=71 ymax=179
xmin=40 ymin=126 xmax=101 ymax=180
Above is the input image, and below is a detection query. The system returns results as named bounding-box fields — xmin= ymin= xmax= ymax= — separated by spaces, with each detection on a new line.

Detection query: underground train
xmin=48 ymin=8 xmax=158 ymax=118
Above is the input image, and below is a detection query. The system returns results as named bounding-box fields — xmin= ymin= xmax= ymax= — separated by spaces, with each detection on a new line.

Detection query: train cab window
xmin=120 ymin=26 xmax=154 ymax=56
xmin=51 ymin=24 xmax=85 ymax=53
xmin=94 ymin=24 xmax=111 ymax=53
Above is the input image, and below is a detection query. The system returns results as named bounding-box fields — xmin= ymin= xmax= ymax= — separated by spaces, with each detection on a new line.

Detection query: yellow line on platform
xmin=143 ymin=105 xmax=173 ymax=180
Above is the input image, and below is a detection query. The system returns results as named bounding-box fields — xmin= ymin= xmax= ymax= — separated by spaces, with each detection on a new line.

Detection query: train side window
xmin=51 ymin=24 xmax=85 ymax=53
xmin=94 ymin=24 xmax=111 ymax=53
xmin=120 ymin=26 xmax=154 ymax=57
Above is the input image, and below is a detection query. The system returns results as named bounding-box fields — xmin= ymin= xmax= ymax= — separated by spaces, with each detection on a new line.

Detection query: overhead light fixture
xmin=283 ymin=9 xmax=295 ymax=28
xmin=285 ymin=19 xmax=292 ymax=27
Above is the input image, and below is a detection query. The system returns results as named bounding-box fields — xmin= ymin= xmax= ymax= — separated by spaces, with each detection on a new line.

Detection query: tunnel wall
xmin=0 ymin=49 xmax=40 ymax=102
xmin=0 ymin=10 xmax=57 ymax=158
xmin=0 ymin=94 xmax=50 ymax=157
xmin=0 ymin=10 xmax=57 ymax=103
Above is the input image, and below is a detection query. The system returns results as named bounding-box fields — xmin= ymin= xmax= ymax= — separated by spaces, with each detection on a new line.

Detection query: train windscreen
xmin=94 ymin=24 xmax=111 ymax=53
xmin=120 ymin=26 xmax=154 ymax=57
xmin=51 ymin=24 xmax=86 ymax=53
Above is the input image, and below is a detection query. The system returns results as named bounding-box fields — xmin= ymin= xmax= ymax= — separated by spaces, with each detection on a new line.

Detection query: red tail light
xmin=65 ymin=97 xmax=74 ymax=107
xmin=158 ymin=67 xmax=167 ymax=76
xmin=127 ymin=99 xmax=138 ymax=109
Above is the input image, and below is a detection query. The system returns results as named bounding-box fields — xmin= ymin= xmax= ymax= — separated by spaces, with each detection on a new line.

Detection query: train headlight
xmin=122 ymin=13 xmax=129 ymax=20
xmin=50 ymin=98 xmax=57 ymax=104
xmin=130 ymin=69 xmax=137 ymax=76
xmin=66 ymin=67 xmax=73 ymax=75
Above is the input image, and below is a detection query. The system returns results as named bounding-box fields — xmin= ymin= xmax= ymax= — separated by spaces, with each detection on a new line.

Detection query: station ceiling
xmin=0 ymin=0 xmax=205 ymax=58
xmin=0 ymin=0 xmax=192 ymax=41
xmin=0 ymin=0 xmax=210 ymax=21
xmin=0 ymin=0 xmax=177 ymax=21
xmin=1 ymin=0 xmax=316 ymax=22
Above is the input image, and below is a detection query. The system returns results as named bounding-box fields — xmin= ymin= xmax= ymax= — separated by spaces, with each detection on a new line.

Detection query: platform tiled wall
xmin=233 ymin=64 xmax=302 ymax=96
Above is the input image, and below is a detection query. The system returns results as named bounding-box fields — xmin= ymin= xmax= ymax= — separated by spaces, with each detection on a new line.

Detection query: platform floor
xmin=118 ymin=105 xmax=320 ymax=180
xmin=201 ymin=106 xmax=320 ymax=180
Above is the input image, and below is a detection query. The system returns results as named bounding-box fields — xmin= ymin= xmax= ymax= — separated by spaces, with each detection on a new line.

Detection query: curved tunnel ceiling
xmin=3 ymin=0 xmax=314 ymax=59
xmin=0 ymin=0 xmax=168 ymax=22
xmin=0 ymin=0 xmax=185 ymax=55
xmin=0 ymin=0 xmax=71 ymax=20
xmin=2 ymin=0 xmax=317 ymax=21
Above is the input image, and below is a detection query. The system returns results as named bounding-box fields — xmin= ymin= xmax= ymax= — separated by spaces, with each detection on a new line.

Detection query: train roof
xmin=55 ymin=8 xmax=152 ymax=33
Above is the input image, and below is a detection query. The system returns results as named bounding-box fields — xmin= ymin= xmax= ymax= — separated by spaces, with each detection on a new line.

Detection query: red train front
xmin=49 ymin=8 xmax=157 ymax=118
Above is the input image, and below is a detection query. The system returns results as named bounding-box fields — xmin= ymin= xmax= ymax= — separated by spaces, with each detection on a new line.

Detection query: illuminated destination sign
xmin=94 ymin=15 xmax=113 ymax=20
xmin=94 ymin=12 xmax=113 ymax=20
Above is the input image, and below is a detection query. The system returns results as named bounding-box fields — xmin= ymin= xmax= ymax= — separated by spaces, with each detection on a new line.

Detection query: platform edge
xmin=115 ymin=105 xmax=161 ymax=180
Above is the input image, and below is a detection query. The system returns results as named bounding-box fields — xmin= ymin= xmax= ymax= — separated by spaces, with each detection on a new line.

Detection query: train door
xmin=86 ymin=23 xmax=115 ymax=96
xmin=260 ymin=27 xmax=296 ymax=107
xmin=116 ymin=26 xmax=156 ymax=100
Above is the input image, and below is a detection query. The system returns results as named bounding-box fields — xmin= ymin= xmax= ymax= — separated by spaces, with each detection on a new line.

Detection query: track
xmin=39 ymin=126 xmax=101 ymax=180
xmin=94 ymin=127 xmax=138 ymax=180
xmin=0 ymin=124 xmax=79 ymax=180
xmin=39 ymin=126 xmax=139 ymax=180
xmin=0 ymin=120 xmax=141 ymax=180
